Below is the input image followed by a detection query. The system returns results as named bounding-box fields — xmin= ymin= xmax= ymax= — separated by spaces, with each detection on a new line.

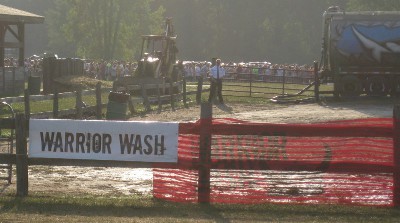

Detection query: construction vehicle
xmin=114 ymin=18 xmax=181 ymax=95
xmin=319 ymin=6 xmax=400 ymax=97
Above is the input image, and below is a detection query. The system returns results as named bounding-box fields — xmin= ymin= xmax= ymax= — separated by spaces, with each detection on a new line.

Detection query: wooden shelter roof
xmin=0 ymin=4 xmax=44 ymax=24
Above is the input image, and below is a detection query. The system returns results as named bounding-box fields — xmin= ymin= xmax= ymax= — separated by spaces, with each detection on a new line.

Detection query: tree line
xmin=1 ymin=0 xmax=400 ymax=64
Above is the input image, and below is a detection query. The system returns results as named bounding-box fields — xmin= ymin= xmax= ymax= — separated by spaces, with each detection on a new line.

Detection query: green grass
xmin=1 ymin=91 xmax=111 ymax=117
xmin=0 ymin=192 xmax=399 ymax=222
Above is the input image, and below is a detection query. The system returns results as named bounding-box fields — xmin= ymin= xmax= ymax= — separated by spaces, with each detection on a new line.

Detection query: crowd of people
xmin=24 ymin=57 xmax=42 ymax=76
xmin=15 ymin=56 xmax=139 ymax=81
xmin=9 ymin=56 xmax=315 ymax=82
xmin=182 ymin=61 xmax=315 ymax=81
xmin=83 ymin=60 xmax=138 ymax=80
xmin=1 ymin=56 xmax=42 ymax=76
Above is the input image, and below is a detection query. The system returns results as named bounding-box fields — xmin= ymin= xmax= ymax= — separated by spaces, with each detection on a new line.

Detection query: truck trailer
xmin=319 ymin=6 xmax=400 ymax=97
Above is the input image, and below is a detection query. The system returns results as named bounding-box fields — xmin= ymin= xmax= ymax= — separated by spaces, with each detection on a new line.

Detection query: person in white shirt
xmin=195 ymin=63 xmax=201 ymax=78
xmin=208 ymin=58 xmax=225 ymax=104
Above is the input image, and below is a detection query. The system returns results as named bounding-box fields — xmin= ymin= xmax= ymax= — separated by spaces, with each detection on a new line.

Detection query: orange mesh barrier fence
xmin=153 ymin=118 xmax=400 ymax=206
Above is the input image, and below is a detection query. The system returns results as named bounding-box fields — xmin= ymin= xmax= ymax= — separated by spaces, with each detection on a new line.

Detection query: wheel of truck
xmin=366 ymin=76 xmax=388 ymax=97
xmin=339 ymin=75 xmax=362 ymax=97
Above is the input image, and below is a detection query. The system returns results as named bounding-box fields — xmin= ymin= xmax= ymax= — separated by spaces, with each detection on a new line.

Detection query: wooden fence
xmin=0 ymin=66 xmax=25 ymax=95
xmin=1 ymin=64 xmax=321 ymax=119
xmin=1 ymin=80 xmax=195 ymax=119
xmin=0 ymin=103 xmax=399 ymax=207
xmin=221 ymin=62 xmax=321 ymax=99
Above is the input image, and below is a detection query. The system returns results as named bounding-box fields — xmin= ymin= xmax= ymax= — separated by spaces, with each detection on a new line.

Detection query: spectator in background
xmin=200 ymin=62 xmax=209 ymax=77
xmin=208 ymin=58 xmax=226 ymax=104
xmin=123 ymin=63 xmax=130 ymax=76
xmin=24 ymin=58 xmax=30 ymax=79
xmin=117 ymin=61 xmax=124 ymax=78
xmin=106 ymin=61 xmax=112 ymax=80
xmin=276 ymin=65 xmax=284 ymax=77
xmin=111 ymin=62 xmax=117 ymax=80
xmin=99 ymin=60 xmax=106 ymax=80
xmin=195 ymin=63 xmax=201 ymax=78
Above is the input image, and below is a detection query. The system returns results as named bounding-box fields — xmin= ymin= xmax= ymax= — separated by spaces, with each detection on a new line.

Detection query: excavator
xmin=114 ymin=18 xmax=181 ymax=95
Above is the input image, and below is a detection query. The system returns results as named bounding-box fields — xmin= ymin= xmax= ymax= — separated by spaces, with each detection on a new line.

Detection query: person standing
xmin=106 ymin=61 xmax=112 ymax=80
xmin=208 ymin=58 xmax=225 ymax=104
xmin=111 ymin=62 xmax=117 ymax=81
xmin=99 ymin=60 xmax=106 ymax=80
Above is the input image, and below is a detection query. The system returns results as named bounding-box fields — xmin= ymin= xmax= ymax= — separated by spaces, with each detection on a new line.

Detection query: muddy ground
xmin=0 ymin=97 xmax=397 ymax=196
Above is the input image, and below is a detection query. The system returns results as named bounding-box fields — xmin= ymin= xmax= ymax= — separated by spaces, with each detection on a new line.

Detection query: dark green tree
xmin=156 ymin=0 xmax=349 ymax=64
xmin=15 ymin=0 xmax=400 ymax=63
xmin=47 ymin=0 xmax=164 ymax=60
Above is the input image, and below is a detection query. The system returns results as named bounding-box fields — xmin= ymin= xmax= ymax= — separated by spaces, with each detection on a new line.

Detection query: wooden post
xmin=24 ymin=89 xmax=30 ymax=120
xmin=183 ymin=77 xmax=188 ymax=108
xmin=128 ymin=97 xmax=135 ymax=115
xmin=314 ymin=61 xmax=320 ymax=103
xmin=162 ymin=77 xmax=166 ymax=95
xmin=0 ymin=24 xmax=4 ymax=68
xmin=157 ymin=82 xmax=162 ymax=113
xmin=17 ymin=23 xmax=25 ymax=67
xmin=198 ymin=102 xmax=212 ymax=203
xmin=393 ymin=105 xmax=400 ymax=207
xmin=196 ymin=76 xmax=203 ymax=105
xmin=96 ymin=82 xmax=102 ymax=119
xmin=76 ymin=87 xmax=83 ymax=119
xmin=2 ymin=67 xmax=5 ymax=93
xmin=249 ymin=71 xmax=253 ymax=97
xmin=16 ymin=113 xmax=28 ymax=196
xmin=12 ymin=67 xmax=16 ymax=95
xmin=53 ymin=88 xmax=59 ymax=118
xmin=141 ymin=84 xmax=150 ymax=112
xmin=170 ymin=81 xmax=175 ymax=111
xmin=282 ymin=69 xmax=285 ymax=95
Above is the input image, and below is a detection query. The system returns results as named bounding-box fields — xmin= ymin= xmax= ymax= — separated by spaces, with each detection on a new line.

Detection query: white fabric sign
xmin=29 ymin=119 xmax=179 ymax=163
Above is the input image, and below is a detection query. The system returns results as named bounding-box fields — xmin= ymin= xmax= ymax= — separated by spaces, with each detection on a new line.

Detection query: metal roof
xmin=0 ymin=4 xmax=44 ymax=24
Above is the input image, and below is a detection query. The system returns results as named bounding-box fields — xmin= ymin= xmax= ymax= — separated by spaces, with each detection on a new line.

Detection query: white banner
xmin=29 ymin=119 xmax=179 ymax=163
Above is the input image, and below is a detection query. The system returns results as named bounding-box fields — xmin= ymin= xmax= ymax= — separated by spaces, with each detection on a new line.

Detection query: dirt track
xmin=0 ymin=97 xmax=397 ymax=196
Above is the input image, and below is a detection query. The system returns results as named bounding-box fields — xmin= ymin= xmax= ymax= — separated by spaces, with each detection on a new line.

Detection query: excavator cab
xmin=114 ymin=18 xmax=180 ymax=95
xmin=134 ymin=18 xmax=178 ymax=81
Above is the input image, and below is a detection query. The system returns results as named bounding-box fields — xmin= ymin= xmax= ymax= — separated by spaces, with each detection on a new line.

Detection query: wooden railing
xmin=1 ymin=80 xmax=194 ymax=119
